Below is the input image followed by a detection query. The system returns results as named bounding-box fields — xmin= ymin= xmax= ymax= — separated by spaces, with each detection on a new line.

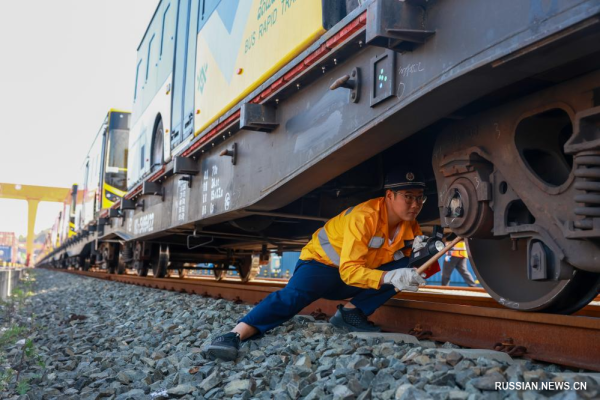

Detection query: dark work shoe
xmin=206 ymin=332 xmax=241 ymax=361
xmin=329 ymin=304 xmax=381 ymax=332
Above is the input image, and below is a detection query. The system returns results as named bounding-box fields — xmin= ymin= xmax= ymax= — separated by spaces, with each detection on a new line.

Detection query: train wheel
xmin=134 ymin=260 xmax=149 ymax=277
xmin=118 ymin=244 xmax=133 ymax=275
xmin=152 ymin=245 xmax=169 ymax=278
xmin=104 ymin=244 xmax=119 ymax=274
xmin=133 ymin=242 xmax=149 ymax=276
xmin=467 ymin=237 xmax=600 ymax=314
xmin=77 ymin=255 xmax=86 ymax=271
xmin=236 ymin=257 xmax=260 ymax=283
xmin=213 ymin=265 xmax=226 ymax=281
xmin=116 ymin=260 xmax=126 ymax=275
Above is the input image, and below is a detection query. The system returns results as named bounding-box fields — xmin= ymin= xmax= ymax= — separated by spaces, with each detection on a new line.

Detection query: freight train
xmin=39 ymin=0 xmax=600 ymax=315
xmin=41 ymin=110 xmax=130 ymax=269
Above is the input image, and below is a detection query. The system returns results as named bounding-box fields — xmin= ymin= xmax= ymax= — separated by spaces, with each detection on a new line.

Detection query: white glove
xmin=412 ymin=235 xmax=428 ymax=252
xmin=383 ymin=268 xmax=427 ymax=292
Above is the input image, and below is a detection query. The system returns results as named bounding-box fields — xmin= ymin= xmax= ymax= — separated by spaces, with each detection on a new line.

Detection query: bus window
xmin=158 ymin=1 xmax=176 ymax=81
xmin=105 ymin=129 xmax=129 ymax=192
xmin=160 ymin=3 xmax=171 ymax=58
xmin=134 ymin=59 xmax=142 ymax=101
xmin=171 ymin=0 xmax=191 ymax=147
xmin=146 ymin=34 xmax=155 ymax=82
xmin=183 ymin=0 xmax=200 ymax=139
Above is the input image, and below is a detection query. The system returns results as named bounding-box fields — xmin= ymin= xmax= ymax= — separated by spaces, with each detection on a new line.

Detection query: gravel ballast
xmin=2 ymin=269 xmax=599 ymax=399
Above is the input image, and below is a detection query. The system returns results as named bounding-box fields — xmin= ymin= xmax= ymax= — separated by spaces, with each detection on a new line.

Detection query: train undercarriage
xmin=53 ymin=66 xmax=600 ymax=314
xmin=41 ymin=0 xmax=600 ymax=315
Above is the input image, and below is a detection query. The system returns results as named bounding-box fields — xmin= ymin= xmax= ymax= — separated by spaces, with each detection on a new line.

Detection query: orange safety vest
xmin=300 ymin=197 xmax=439 ymax=290
xmin=449 ymin=241 xmax=468 ymax=258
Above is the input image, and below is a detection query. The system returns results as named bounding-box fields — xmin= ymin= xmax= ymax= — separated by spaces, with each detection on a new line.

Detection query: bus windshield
xmin=105 ymin=128 xmax=128 ymax=191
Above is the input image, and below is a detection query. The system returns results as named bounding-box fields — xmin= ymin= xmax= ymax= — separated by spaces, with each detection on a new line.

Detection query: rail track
xmin=44 ymin=268 xmax=600 ymax=372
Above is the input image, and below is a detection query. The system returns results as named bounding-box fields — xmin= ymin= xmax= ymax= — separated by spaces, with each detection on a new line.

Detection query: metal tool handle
xmin=416 ymin=236 xmax=463 ymax=275
xmin=394 ymin=236 xmax=464 ymax=292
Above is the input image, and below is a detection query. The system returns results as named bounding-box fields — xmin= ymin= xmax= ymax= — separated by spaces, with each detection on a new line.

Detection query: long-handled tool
xmin=395 ymin=236 xmax=464 ymax=292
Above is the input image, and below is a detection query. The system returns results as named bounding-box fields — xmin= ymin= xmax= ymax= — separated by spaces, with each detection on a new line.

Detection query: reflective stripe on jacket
xmin=449 ymin=241 xmax=468 ymax=258
xmin=299 ymin=197 xmax=433 ymax=290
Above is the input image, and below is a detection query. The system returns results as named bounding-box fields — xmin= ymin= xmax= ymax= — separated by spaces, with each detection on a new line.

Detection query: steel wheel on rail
xmin=118 ymin=244 xmax=132 ymax=275
xmin=103 ymin=244 xmax=119 ymax=274
xmin=116 ymin=246 xmax=127 ymax=275
xmin=134 ymin=260 xmax=149 ymax=277
xmin=151 ymin=245 xmax=169 ymax=278
xmin=116 ymin=260 xmax=126 ymax=275
xmin=213 ymin=265 xmax=226 ymax=281
xmin=77 ymin=255 xmax=86 ymax=271
xmin=82 ymin=257 xmax=92 ymax=271
xmin=133 ymin=242 xmax=149 ymax=277
xmin=236 ymin=257 xmax=260 ymax=283
xmin=467 ymin=237 xmax=600 ymax=314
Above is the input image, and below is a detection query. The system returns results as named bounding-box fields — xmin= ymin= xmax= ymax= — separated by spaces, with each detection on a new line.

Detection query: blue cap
xmin=384 ymin=166 xmax=426 ymax=191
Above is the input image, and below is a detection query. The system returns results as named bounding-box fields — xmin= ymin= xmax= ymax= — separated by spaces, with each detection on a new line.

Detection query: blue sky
xmin=0 ymin=0 xmax=160 ymax=236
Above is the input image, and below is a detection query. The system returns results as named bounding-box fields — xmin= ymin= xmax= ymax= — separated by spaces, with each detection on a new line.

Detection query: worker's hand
xmin=383 ymin=268 xmax=426 ymax=292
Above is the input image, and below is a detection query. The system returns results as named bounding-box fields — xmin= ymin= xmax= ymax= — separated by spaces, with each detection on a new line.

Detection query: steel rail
xmin=258 ymin=280 xmax=600 ymax=301
xmin=48 ymin=268 xmax=600 ymax=371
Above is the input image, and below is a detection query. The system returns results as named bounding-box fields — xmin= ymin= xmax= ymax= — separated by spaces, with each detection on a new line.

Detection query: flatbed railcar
xmin=40 ymin=0 xmax=600 ymax=314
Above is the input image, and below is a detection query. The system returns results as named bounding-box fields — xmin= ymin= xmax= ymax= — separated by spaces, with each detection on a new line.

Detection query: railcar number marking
xmin=134 ymin=213 xmax=155 ymax=235
xmin=177 ymin=180 xmax=188 ymax=221
xmin=202 ymin=164 xmax=224 ymax=216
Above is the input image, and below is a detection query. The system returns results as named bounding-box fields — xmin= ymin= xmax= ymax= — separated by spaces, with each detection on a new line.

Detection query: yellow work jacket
xmin=449 ymin=241 xmax=468 ymax=258
xmin=300 ymin=197 xmax=435 ymax=290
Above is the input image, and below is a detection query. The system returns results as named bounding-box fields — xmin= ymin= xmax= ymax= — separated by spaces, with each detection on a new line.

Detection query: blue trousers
xmin=240 ymin=258 xmax=410 ymax=334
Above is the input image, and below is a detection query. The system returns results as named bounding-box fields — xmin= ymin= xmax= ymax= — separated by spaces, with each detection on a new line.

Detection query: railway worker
xmin=441 ymin=241 xmax=477 ymax=287
xmin=207 ymin=166 xmax=437 ymax=361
